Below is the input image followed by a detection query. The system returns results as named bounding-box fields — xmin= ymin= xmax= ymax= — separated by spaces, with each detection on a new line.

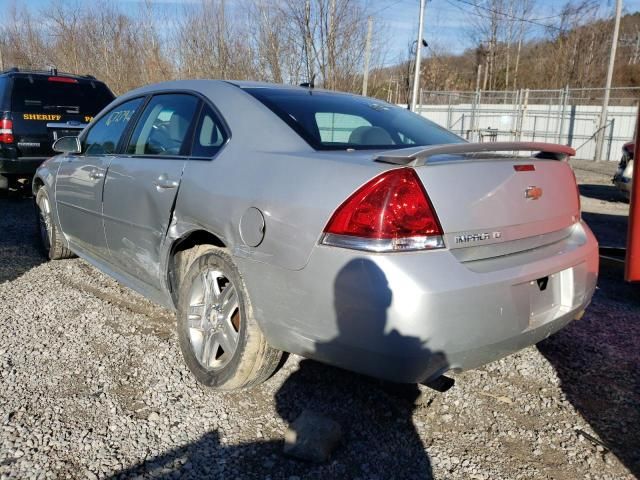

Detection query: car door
xmin=55 ymin=97 xmax=144 ymax=260
xmin=102 ymin=93 xmax=200 ymax=289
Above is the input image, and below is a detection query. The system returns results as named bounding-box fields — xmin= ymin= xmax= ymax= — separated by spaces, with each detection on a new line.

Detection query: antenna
xmin=299 ymin=74 xmax=316 ymax=90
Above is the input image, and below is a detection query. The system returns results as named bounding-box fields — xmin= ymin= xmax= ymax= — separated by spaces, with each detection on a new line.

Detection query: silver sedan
xmin=34 ymin=80 xmax=599 ymax=390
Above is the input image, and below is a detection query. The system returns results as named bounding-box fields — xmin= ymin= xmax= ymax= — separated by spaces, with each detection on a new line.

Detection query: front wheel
xmin=176 ymin=245 xmax=282 ymax=390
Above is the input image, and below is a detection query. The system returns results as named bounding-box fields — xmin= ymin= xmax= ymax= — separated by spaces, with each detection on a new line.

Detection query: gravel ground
xmin=0 ymin=164 xmax=638 ymax=480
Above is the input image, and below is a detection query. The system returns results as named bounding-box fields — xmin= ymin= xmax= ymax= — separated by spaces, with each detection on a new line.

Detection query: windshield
xmin=244 ymin=87 xmax=464 ymax=150
xmin=11 ymin=77 xmax=114 ymax=115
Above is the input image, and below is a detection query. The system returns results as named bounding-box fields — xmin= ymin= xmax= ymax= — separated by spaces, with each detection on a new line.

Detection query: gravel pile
xmin=0 ymin=167 xmax=638 ymax=480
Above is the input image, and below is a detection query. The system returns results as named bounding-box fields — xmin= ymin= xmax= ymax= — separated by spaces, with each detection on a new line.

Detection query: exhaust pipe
xmin=423 ymin=375 xmax=455 ymax=393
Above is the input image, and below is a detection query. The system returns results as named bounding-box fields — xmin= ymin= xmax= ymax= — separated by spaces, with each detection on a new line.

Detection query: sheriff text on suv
xmin=0 ymin=68 xmax=114 ymax=191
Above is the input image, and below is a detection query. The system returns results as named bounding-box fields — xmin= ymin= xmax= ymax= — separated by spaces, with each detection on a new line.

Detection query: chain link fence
xmin=414 ymin=87 xmax=640 ymax=161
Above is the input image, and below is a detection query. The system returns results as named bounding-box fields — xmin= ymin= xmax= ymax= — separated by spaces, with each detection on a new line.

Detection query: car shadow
xmin=0 ymin=195 xmax=45 ymax=283
xmin=581 ymin=211 xmax=628 ymax=249
xmin=109 ymin=259 xmax=439 ymax=479
xmin=579 ymin=183 xmax=627 ymax=203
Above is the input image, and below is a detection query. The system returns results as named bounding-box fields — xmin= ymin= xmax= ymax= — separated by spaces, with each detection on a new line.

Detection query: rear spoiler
xmin=374 ymin=142 xmax=576 ymax=167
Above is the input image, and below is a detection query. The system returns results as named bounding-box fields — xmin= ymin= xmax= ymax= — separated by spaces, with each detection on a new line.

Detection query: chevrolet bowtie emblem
xmin=525 ymin=186 xmax=543 ymax=200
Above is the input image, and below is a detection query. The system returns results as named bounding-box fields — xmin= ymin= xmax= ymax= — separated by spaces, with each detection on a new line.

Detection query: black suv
xmin=0 ymin=68 xmax=115 ymax=191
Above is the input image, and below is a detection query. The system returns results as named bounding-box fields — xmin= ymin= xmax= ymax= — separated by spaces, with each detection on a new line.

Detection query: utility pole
xmin=475 ymin=64 xmax=483 ymax=91
xmin=594 ymin=0 xmax=623 ymax=162
xmin=410 ymin=0 xmax=426 ymax=112
xmin=362 ymin=16 xmax=373 ymax=96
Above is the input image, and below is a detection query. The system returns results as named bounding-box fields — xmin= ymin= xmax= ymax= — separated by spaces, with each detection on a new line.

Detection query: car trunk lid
xmin=375 ymin=142 xmax=580 ymax=261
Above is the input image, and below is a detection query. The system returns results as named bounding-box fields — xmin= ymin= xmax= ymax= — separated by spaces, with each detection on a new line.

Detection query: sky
xmin=14 ymin=0 xmax=640 ymax=66
xmin=371 ymin=0 xmax=640 ymax=65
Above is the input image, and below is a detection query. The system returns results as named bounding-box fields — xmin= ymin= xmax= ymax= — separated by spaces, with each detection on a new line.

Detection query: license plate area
xmin=521 ymin=263 xmax=587 ymax=330
xmin=529 ymin=273 xmax=561 ymax=325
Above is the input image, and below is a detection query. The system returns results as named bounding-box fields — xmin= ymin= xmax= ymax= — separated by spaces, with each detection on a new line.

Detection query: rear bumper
xmin=0 ymin=156 xmax=47 ymax=176
xmin=238 ymin=221 xmax=599 ymax=384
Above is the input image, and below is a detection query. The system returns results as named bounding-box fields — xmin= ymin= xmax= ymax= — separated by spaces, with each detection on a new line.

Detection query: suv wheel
xmin=35 ymin=188 xmax=74 ymax=260
xmin=176 ymin=245 xmax=282 ymax=390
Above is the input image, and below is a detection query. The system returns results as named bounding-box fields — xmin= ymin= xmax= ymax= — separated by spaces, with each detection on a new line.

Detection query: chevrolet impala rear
xmin=237 ymin=85 xmax=598 ymax=386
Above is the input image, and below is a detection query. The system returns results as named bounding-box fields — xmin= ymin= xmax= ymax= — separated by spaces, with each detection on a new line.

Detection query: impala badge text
xmin=455 ymin=231 xmax=502 ymax=244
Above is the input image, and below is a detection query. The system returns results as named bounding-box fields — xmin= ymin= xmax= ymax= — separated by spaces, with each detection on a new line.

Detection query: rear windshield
xmin=10 ymin=77 xmax=114 ymax=114
xmin=244 ymin=87 xmax=463 ymax=150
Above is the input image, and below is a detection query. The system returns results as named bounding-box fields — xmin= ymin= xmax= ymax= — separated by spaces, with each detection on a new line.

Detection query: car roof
xmin=119 ymin=79 xmax=359 ymax=100
xmin=228 ymin=80 xmax=358 ymax=97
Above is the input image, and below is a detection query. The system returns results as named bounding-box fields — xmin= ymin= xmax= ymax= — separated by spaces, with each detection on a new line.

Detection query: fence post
xmin=544 ymin=93 xmax=552 ymax=142
xmin=470 ymin=89 xmax=480 ymax=142
xmin=447 ymin=93 xmax=453 ymax=129
xmin=557 ymin=85 xmax=569 ymax=144
xmin=518 ymin=89 xmax=530 ymax=142
xmin=606 ymin=118 xmax=615 ymax=161
xmin=512 ymin=89 xmax=521 ymax=141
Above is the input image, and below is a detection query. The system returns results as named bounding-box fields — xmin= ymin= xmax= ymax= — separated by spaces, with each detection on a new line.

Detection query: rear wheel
xmin=176 ymin=245 xmax=282 ymax=390
xmin=35 ymin=187 xmax=74 ymax=260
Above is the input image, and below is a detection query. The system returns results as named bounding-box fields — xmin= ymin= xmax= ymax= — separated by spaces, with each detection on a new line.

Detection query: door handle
xmin=89 ymin=169 xmax=104 ymax=180
xmin=153 ymin=174 xmax=179 ymax=190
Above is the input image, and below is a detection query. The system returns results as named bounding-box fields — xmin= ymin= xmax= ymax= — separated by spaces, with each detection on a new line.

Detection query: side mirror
xmin=52 ymin=136 xmax=81 ymax=154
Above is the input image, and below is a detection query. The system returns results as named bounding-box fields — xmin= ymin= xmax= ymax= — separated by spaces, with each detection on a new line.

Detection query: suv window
xmin=245 ymin=88 xmax=463 ymax=150
xmin=11 ymin=76 xmax=114 ymax=115
xmin=84 ymin=98 xmax=144 ymax=155
xmin=126 ymin=94 xmax=199 ymax=156
xmin=191 ymin=104 xmax=227 ymax=157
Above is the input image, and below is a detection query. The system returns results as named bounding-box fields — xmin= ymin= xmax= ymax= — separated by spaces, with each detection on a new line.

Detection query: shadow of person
xmin=109 ymin=430 xmax=227 ymax=479
xmin=273 ymin=258 xmax=442 ymax=479
xmin=110 ymin=259 xmax=441 ymax=479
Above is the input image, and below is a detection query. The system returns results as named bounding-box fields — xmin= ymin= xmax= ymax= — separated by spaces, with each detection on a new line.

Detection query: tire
xmin=176 ymin=245 xmax=282 ymax=390
xmin=35 ymin=187 xmax=75 ymax=260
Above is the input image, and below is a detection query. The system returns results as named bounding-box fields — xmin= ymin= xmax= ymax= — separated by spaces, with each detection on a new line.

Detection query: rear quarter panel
xmin=170 ymin=82 xmax=387 ymax=271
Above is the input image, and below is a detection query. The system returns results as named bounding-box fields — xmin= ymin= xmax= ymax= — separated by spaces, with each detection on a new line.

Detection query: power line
xmin=448 ymin=0 xmax=563 ymax=31
xmin=369 ymin=0 xmax=409 ymax=17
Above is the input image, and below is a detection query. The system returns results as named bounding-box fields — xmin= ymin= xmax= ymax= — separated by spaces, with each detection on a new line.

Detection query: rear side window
xmin=126 ymin=94 xmax=199 ymax=156
xmin=10 ymin=77 xmax=114 ymax=115
xmin=245 ymin=88 xmax=463 ymax=150
xmin=84 ymin=98 xmax=143 ymax=155
xmin=191 ymin=104 xmax=227 ymax=157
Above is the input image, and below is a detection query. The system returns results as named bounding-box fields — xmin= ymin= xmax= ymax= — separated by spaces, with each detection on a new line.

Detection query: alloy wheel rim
xmin=187 ymin=268 xmax=241 ymax=371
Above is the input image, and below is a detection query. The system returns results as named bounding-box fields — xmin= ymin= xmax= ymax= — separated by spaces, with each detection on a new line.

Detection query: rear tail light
xmin=0 ymin=119 xmax=14 ymax=144
xmin=321 ymin=168 xmax=444 ymax=252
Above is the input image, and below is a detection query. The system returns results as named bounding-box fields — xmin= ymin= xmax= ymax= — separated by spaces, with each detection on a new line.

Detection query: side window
xmin=315 ymin=112 xmax=372 ymax=144
xmin=84 ymin=98 xmax=143 ymax=155
xmin=126 ymin=94 xmax=199 ymax=156
xmin=191 ymin=104 xmax=227 ymax=157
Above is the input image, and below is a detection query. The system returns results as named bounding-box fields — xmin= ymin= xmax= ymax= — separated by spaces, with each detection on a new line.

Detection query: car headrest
xmin=168 ymin=114 xmax=188 ymax=142
xmin=348 ymin=126 xmax=393 ymax=146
